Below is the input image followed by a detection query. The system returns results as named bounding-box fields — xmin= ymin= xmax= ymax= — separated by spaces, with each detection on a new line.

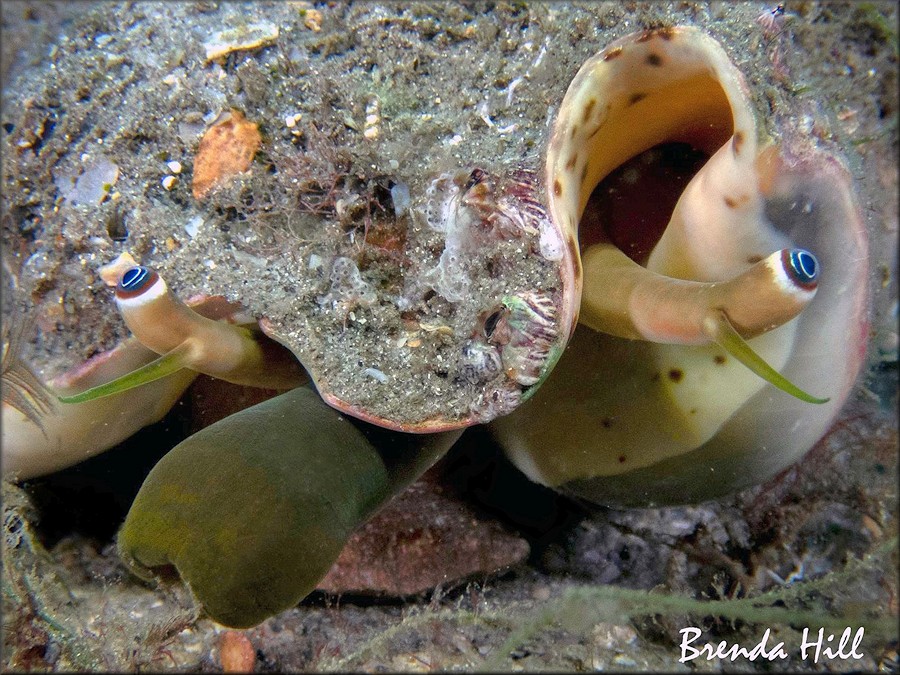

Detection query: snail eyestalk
xmin=580 ymin=246 xmax=827 ymax=403
xmin=59 ymin=265 xmax=306 ymax=405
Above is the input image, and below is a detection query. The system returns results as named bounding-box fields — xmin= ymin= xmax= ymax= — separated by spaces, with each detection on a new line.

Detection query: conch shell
xmin=489 ymin=26 xmax=869 ymax=506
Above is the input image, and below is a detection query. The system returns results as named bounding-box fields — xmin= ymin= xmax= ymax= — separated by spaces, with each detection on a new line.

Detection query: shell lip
xmin=320 ymin=391 xmax=477 ymax=434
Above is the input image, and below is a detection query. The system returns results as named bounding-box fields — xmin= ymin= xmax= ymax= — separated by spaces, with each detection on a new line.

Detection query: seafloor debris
xmin=317 ymin=473 xmax=530 ymax=596
xmin=54 ymin=154 xmax=119 ymax=206
xmin=191 ymin=109 xmax=262 ymax=200
xmin=218 ymin=631 xmax=256 ymax=673
xmin=202 ymin=22 xmax=280 ymax=63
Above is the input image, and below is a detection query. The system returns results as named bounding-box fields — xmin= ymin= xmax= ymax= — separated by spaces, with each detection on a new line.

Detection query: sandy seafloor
xmin=1 ymin=1 xmax=898 ymax=672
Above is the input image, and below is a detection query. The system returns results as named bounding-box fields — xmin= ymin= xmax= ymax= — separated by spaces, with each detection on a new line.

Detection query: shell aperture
xmin=547 ymin=26 xmax=823 ymax=402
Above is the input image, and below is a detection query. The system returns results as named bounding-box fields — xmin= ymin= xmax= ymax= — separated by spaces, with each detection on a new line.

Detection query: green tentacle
xmin=703 ymin=311 xmax=829 ymax=405
xmin=58 ymin=342 xmax=192 ymax=404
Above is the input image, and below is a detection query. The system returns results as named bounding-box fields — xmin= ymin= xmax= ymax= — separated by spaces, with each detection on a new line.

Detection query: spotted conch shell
xmin=489 ymin=26 xmax=869 ymax=505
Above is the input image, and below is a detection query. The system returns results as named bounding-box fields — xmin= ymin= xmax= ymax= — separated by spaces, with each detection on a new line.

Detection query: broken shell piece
xmin=203 ymin=22 xmax=279 ymax=63
xmin=490 ymin=26 xmax=869 ymax=505
xmin=303 ymin=9 xmax=323 ymax=32
xmin=219 ymin=632 xmax=256 ymax=673
xmin=98 ymin=251 xmax=138 ymax=286
xmin=57 ymin=155 xmax=119 ymax=206
xmin=191 ymin=109 xmax=262 ymax=200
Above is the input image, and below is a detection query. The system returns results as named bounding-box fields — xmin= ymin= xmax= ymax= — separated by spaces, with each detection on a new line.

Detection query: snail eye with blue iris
xmin=782 ymin=248 xmax=819 ymax=291
xmin=116 ymin=266 xmax=160 ymax=300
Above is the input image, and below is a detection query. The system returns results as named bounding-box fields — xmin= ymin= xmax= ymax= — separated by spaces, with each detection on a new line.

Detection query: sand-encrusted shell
xmin=260 ymin=167 xmax=570 ymax=432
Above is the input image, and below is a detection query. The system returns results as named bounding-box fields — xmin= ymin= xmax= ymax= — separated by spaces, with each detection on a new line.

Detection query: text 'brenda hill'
xmin=679 ymin=627 xmax=865 ymax=664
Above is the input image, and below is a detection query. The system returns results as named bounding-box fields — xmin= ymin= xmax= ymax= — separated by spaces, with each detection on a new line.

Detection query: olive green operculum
xmin=117 ymin=386 xmax=393 ymax=629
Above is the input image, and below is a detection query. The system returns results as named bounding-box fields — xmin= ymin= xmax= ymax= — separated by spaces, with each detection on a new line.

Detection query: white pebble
xmin=167 ymin=160 xmax=182 ymax=174
xmin=184 ymin=215 xmax=203 ymax=238
xmin=363 ymin=367 xmax=388 ymax=383
xmin=390 ymin=182 xmax=411 ymax=217
xmin=161 ymin=175 xmax=176 ymax=190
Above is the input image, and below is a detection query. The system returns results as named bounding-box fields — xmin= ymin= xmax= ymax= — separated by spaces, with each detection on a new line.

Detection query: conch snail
xmin=489 ymin=26 xmax=869 ymax=506
xmin=1 ymin=25 xmax=870 ymax=629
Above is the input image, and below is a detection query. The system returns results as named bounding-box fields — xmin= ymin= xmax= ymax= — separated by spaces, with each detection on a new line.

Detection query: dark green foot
xmin=118 ymin=386 xmax=457 ymax=628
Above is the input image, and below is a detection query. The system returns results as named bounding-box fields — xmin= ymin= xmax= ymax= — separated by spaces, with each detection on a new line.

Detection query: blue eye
xmin=121 ymin=266 xmax=150 ymax=291
xmin=784 ymin=249 xmax=818 ymax=289
xmin=120 ymin=267 xmax=150 ymax=291
xmin=116 ymin=266 xmax=160 ymax=299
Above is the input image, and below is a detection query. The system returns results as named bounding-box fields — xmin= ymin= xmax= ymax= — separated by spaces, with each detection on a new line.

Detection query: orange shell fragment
xmin=192 ymin=109 xmax=262 ymax=200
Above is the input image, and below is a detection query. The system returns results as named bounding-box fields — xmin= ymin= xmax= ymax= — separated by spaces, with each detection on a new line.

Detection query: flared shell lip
xmin=544 ymin=24 xmax=758 ymax=341
xmin=320 ymin=391 xmax=478 ymax=434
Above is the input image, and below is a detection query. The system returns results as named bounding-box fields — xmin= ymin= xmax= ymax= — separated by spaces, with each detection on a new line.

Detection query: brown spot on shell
xmin=747 ymin=254 xmax=764 ymax=264
xmin=565 ymin=153 xmax=577 ymax=171
xmin=583 ymin=98 xmax=596 ymax=122
xmin=586 ymin=104 xmax=611 ymax=140
xmin=651 ymin=372 xmax=661 ymax=382
xmin=668 ymin=368 xmax=684 ymax=383
xmin=580 ymin=164 xmax=588 ymax=184
xmin=714 ymin=354 xmax=727 ymax=365
xmin=628 ymin=92 xmax=647 ymax=106
xmin=732 ymin=131 xmax=744 ymax=155
xmin=604 ymin=46 xmax=623 ymax=61
xmin=602 ymin=417 xmax=613 ymax=428
xmin=553 ymin=179 xmax=562 ymax=196
xmin=646 ymin=53 xmax=663 ymax=66
xmin=724 ymin=194 xmax=750 ymax=208
xmin=570 ymin=123 xmax=579 ymax=139
xmin=566 ymin=235 xmax=579 ymax=268
xmin=654 ymin=26 xmax=675 ymax=40
xmin=618 ymin=455 xmax=627 ymax=463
